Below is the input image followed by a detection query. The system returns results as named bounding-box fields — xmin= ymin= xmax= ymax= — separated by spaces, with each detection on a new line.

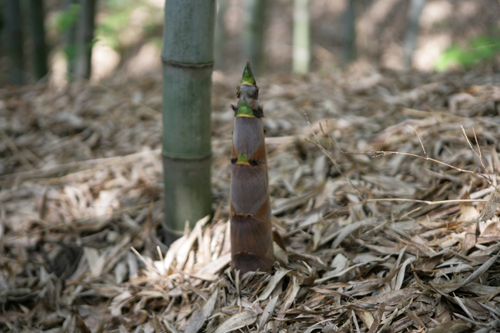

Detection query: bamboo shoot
xmin=230 ymin=61 xmax=273 ymax=273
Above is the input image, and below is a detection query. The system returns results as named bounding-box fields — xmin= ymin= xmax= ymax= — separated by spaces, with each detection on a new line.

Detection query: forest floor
xmin=2 ymin=63 xmax=500 ymax=332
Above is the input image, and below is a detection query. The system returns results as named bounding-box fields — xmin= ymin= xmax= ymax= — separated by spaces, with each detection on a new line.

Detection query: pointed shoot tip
xmin=235 ymin=99 xmax=256 ymax=118
xmin=240 ymin=61 xmax=256 ymax=86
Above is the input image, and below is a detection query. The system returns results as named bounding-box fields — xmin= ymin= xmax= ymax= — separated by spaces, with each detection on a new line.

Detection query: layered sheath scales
xmin=230 ymin=62 xmax=274 ymax=273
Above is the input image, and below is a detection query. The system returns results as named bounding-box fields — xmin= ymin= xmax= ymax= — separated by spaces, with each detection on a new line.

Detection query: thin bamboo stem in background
xmin=403 ymin=0 xmax=426 ymax=69
xmin=214 ymin=0 xmax=228 ymax=70
xmin=292 ymin=0 xmax=310 ymax=75
xmin=76 ymin=0 xmax=96 ymax=79
xmin=27 ymin=0 xmax=49 ymax=81
xmin=343 ymin=0 xmax=357 ymax=63
xmin=4 ymin=0 xmax=24 ymax=85
xmin=243 ymin=0 xmax=267 ymax=76
xmin=63 ymin=0 xmax=79 ymax=80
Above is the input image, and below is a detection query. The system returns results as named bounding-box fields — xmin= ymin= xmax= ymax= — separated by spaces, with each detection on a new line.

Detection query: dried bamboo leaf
xmin=197 ymin=253 xmax=231 ymax=277
xmin=359 ymin=288 xmax=419 ymax=305
xmin=432 ymin=254 xmax=498 ymax=294
xmin=272 ymin=189 xmax=320 ymax=215
xmin=462 ymin=223 xmax=477 ymax=254
xmin=461 ymin=283 xmax=499 ymax=296
xmin=479 ymin=188 xmax=500 ymax=223
xmin=405 ymin=308 xmax=426 ymax=330
xmin=212 ymin=311 xmax=257 ymax=333
xmin=258 ymin=296 xmax=278 ymax=330
xmin=428 ymin=321 xmax=472 ymax=333
xmin=96 ymin=235 xmax=131 ymax=276
xmin=459 ymin=192 xmax=480 ymax=221
xmin=153 ymin=312 xmax=164 ymax=333
xmin=478 ymin=222 xmax=500 ymax=244
xmin=76 ymin=314 xmax=91 ymax=333
xmin=354 ymin=310 xmax=374 ymax=330
xmin=177 ymin=216 xmax=210 ymax=270
xmin=185 ymin=289 xmax=218 ymax=333
xmin=394 ymin=257 xmax=417 ymax=291
xmin=274 ymin=275 xmax=300 ymax=332
xmin=367 ymin=302 xmax=385 ymax=333
xmin=376 ymin=307 xmax=398 ymax=332
xmin=415 ymin=253 xmax=444 ymax=272
xmin=332 ymin=219 xmax=374 ymax=248
xmin=315 ymin=262 xmax=366 ymax=284
xmin=273 ymin=242 xmax=289 ymax=265
xmin=84 ymin=247 xmax=100 ymax=276
xmin=162 ymin=319 xmax=180 ymax=333
xmin=352 ymin=310 xmax=361 ymax=333
xmin=258 ymin=268 xmax=290 ymax=301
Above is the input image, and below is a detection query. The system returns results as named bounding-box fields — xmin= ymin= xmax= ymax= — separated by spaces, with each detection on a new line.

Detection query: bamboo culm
xmin=161 ymin=0 xmax=215 ymax=243
xmin=230 ymin=61 xmax=274 ymax=273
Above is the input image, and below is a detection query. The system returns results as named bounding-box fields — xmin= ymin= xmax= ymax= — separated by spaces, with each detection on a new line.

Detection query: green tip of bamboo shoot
xmin=240 ymin=60 xmax=257 ymax=86
xmin=236 ymin=153 xmax=250 ymax=165
xmin=236 ymin=99 xmax=256 ymax=118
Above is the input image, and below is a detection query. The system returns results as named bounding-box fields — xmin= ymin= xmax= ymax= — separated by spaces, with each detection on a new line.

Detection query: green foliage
xmin=105 ymin=0 xmax=136 ymax=9
xmin=52 ymin=0 xmax=163 ymax=52
xmin=435 ymin=36 xmax=500 ymax=72
xmin=95 ymin=1 xmax=163 ymax=51
xmin=64 ymin=44 xmax=77 ymax=59
xmin=95 ymin=9 xmax=130 ymax=50
xmin=56 ymin=4 xmax=80 ymax=32
xmin=95 ymin=3 xmax=139 ymax=50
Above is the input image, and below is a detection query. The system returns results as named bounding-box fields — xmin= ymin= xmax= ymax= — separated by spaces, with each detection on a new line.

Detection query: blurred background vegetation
xmin=1 ymin=0 xmax=500 ymax=86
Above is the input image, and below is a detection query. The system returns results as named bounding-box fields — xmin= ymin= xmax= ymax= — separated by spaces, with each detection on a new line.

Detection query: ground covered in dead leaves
xmin=2 ymin=64 xmax=500 ymax=332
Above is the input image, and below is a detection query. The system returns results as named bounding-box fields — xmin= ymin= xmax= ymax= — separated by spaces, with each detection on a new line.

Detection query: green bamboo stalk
xmin=63 ymin=0 xmax=79 ymax=80
xmin=75 ymin=0 xmax=96 ymax=79
xmin=292 ymin=0 xmax=310 ymax=75
xmin=230 ymin=61 xmax=273 ymax=273
xmin=243 ymin=0 xmax=266 ymax=75
xmin=162 ymin=0 xmax=216 ymax=243
xmin=4 ymin=0 xmax=24 ymax=85
xmin=214 ymin=0 xmax=228 ymax=70
xmin=343 ymin=0 xmax=357 ymax=63
xmin=403 ymin=0 xmax=426 ymax=69
xmin=27 ymin=0 xmax=49 ymax=81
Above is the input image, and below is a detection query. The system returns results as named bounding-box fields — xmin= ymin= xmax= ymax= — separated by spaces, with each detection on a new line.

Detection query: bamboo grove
xmin=230 ymin=62 xmax=274 ymax=273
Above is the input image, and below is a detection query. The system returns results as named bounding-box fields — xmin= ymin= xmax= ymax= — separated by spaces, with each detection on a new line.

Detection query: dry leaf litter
xmin=2 ymin=64 xmax=500 ymax=332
